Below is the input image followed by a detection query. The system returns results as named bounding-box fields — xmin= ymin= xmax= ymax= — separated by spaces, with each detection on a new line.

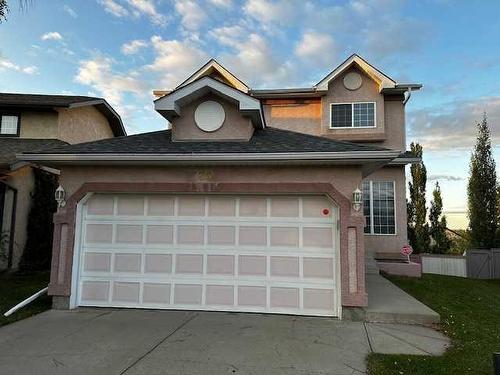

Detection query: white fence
xmin=421 ymin=254 xmax=467 ymax=277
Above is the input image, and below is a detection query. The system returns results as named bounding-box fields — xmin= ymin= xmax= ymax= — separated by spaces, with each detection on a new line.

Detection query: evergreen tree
xmin=19 ymin=169 xmax=58 ymax=271
xmin=429 ymin=182 xmax=451 ymax=253
xmin=467 ymin=114 xmax=497 ymax=248
xmin=496 ymin=185 xmax=500 ymax=246
xmin=407 ymin=142 xmax=430 ymax=253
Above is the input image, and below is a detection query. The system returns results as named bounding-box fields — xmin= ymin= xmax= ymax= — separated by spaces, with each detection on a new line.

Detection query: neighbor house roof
xmin=0 ymin=93 xmax=126 ymax=137
xmin=0 ymin=138 xmax=68 ymax=169
xmin=18 ymin=128 xmax=401 ymax=166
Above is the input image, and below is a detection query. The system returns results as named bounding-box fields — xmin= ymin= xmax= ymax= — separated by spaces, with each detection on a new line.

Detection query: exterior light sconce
xmin=55 ymin=185 xmax=66 ymax=208
xmin=352 ymin=187 xmax=362 ymax=211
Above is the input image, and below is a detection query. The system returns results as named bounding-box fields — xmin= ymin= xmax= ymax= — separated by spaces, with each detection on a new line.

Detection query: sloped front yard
xmin=0 ymin=271 xmax=51 ymax=326
xmin=368 ymin=274 xmax=500 ymax=375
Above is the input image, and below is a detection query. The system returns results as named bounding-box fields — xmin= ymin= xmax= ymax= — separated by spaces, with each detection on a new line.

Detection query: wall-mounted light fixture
xmin=352 ymin=187 xmax=362 ymax=211
xmin=55 ymin=185 xmax=66 ymax=208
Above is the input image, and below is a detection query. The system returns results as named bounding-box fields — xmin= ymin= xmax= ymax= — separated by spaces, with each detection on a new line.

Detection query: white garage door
xmin=74 ymin=194 xmax=340 ymax=317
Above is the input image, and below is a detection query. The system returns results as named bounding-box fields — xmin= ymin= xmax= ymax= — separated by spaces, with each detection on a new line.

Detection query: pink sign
xmin=401 ymin=244 xmax=413 ymax=262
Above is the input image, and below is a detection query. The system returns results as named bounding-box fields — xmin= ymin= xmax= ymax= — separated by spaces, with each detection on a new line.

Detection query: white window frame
xmin=363 ymin=180 xmax=397 ymax=236
xmin=329 ymin=102 xmax=376 ymax=129
xmin=0 ymin=114 xmax=20 ymax=136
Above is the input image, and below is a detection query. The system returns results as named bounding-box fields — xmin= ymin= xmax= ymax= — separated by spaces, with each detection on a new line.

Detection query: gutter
xmin=17 ymin=150 xmax=402 ymax=165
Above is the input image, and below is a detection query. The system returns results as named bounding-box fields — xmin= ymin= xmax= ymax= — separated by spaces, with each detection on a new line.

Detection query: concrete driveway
xmin=0 ymin=309 xmax=449 ymax=375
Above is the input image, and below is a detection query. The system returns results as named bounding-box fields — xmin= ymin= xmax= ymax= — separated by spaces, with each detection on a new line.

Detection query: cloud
xmin=121 ymin=39 xmax=148 ymax=55
xmin=64 ymin=4 xmax=77 ymax=18
xmin=0 ymin=58 xmax=38 ymax=74
xmin=428 ymin=175 xmax=464 ymax=182
xmin=147 ymin=36 xmax=209 ymax=88
xmin=219 ymin=33 xmax=296 ymax=87
xmin=408 ymin=97 xmax=500 ymax=150
xmin=99 ymin=0 xmax=129 ymax=17
xmin=208 ymin=0 xmax=232 ymax=7
xmin=294 ymin=31 xmax=336 ymax=69
xmin=127 ymin=0 xmax=167 ymax=25
xmin=209 ymin=25 xmax=247 ymax=48
xmin=175 ymin=0 xmax=207 ymax=30
xmin=41 ymin=31 xmax=63 ymax=41
xmin=243 ymin=0 xmax=298 ymax=25
xmin=75 ymin=56 xmax=147 ymax=110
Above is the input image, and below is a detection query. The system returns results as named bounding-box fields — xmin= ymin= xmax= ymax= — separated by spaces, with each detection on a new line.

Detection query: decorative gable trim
xmin=154 ymin=76 xmax=264 ymax=129
xmin=176 ymin=59 xmax=250 ymax=93
xmin=315 ymin=54 xmax=397 ymax=92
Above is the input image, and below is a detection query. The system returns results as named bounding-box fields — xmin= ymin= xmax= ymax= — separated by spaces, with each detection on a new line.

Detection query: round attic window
xmin=194 ymin=100 xmax=225 ymax=132
xmin=343 ymin=72 xmax=363 ymax=91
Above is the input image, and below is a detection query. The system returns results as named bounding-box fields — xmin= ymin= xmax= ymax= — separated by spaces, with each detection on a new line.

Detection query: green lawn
xmin=0 ymin=271 xmax=52 ymax=326
xmin=367 ymin=274 xmax=500 ymax=375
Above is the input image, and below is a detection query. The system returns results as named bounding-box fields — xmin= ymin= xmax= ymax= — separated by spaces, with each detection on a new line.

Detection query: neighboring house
xmin=0 ymin=93 xmax=125 ymax=270
xmin=19 ymin=55 xmax=421 ymax=318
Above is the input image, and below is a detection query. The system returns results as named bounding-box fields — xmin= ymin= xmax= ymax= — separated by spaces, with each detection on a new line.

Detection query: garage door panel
xmin=77 ymin=194 xmax=339 ymax=317
xmin=208 ymin=197 xmax=236 ymax=217
xmin=145 ymin=254 xmax=172 ymax=273
xmin=117 ymin=196 xmax=144 ymax=216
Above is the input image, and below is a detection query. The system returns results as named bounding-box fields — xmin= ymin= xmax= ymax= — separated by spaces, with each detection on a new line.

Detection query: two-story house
xmin=19 ymin=55 xmax=420 ymax=318
xmin=0 ymin=94 xmax=125 ymax=270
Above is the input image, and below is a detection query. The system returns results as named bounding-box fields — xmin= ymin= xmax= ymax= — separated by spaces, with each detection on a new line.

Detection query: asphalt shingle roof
xmin=0 ymin=93 xmax=126 ymax=137
xmin=22 ymin=127 xmax=389 ymax=155
xmin=0 ymin=138 xmax=68 ymax=167
xmin=0 ymin=93 xmax=101 ymax=108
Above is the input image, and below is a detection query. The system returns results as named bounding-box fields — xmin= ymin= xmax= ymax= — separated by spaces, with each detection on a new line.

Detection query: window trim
xmin=363 ymin=180 xmax=397 ymax=236
xmin=0 ymin=112 xmax=21 ymax=137
xmin=329 ymin=102 xmax=376 ymax=129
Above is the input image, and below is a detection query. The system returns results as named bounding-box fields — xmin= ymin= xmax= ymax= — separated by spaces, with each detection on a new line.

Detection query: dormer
xmin=154 ymin=74 xmax=264 ymax=142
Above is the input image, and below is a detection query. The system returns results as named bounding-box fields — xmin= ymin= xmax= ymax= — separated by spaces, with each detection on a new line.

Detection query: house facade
xmin=20 ymin=55 xmax=420 ymax=318
xmin=0 ymin=94 xmax=125 ymax=269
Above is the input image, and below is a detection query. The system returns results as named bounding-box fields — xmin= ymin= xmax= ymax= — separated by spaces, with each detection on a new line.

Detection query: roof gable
xmin=176 ymin=59 xmax=250 ymax=93
xmin=154 ymin=76 xmax=264 ymax=129
xmin=315 ymin=54 xmax=396 ymax=92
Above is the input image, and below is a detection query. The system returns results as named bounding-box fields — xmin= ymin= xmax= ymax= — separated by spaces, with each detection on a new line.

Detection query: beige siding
xmin=19 ymin=111 xmax=59 ymax=138
xmin=172 ymin=93 xmax=254 ymax=141
xmin=363 ymin=166 xmax=407 ymax=255
xmin=57 ymin=106 xmax=114 ymax=144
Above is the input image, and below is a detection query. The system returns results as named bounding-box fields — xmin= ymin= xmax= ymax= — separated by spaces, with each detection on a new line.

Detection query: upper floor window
xmin=0 ymin=115 xmax=19 ymax=136
xmin=363 ymin=180 xmax=396 ymax=235
xmin=330 ymin=102 xmax=375 ymax=128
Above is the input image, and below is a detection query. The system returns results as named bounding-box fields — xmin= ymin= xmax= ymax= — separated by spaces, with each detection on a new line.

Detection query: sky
xmin=0 ymin=0 xmax=499 ymax=228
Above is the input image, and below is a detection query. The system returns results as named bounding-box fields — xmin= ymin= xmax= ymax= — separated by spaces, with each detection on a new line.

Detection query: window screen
xmin=353 ymin=103 xmax=375 ymax=127
xmin=330 ymin=104 xmax=352 ymax=128
xmin=363 ymin=180 xmax=395 ymax=235
xmin=0 ymin=115 xmax=19 ymax=135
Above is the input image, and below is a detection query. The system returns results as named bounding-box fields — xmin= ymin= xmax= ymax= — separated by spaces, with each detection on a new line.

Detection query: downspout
xmin=403 ymin=87 xmax=412 ymax=105
xmin=0 ymin=180 xmax=18 ymax=269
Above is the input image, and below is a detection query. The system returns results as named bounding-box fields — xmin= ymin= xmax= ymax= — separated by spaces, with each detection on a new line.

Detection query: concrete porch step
xmin=363 ymin=274 xmax=440 ymax=326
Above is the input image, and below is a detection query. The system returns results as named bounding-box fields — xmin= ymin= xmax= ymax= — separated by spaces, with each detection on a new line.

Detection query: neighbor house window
xmin=330 ymin=102 xmax=375 ymax=128
xmin=0 ymin=115 xmax=19 ymax=135
xmin=363 ymin=180 xmax=396 ymax=235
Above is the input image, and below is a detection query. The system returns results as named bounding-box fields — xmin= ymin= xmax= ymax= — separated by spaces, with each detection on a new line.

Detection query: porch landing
xmin=364 ymin=274 xmax=440 ymax=325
